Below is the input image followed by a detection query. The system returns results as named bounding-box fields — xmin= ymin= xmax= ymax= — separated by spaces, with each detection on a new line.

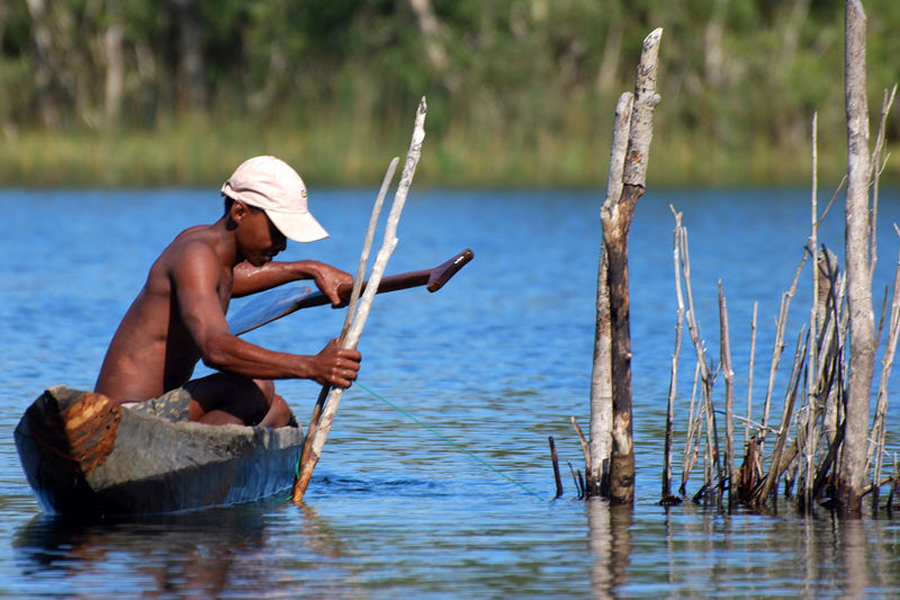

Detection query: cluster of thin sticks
xmin=664 ymin=87 xmax=899 ymax=513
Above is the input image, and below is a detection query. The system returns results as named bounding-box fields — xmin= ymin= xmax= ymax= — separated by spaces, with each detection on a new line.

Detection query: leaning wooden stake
xmin=803 ymin=112 xmax=820 ymax=510
xmin=293 ymin=98 xmax=427 ymax=504
xmin=343 ymin=157 xmax=400 ymax=338
xmin=866 ymin=88 xmax=898 ymax=509
xmin=597 ymin=27 xmax=663 ymax=503
xmin=679 ymin=221 xmax=720 ymax=500
xmin=572 ymin=417 xmax=595 ymax=495
xmin=295 ymin=157 xmax=399 ymax=496
xmin=868 ymin=229 xmax=900 ymax=507
xmin=745 ymin=301 xmax=758 ymax=449
xmin=758 ymin=253 xmax=808 ymax=454
xmin=549 ymin=436 xmax=564 ymax=499
xmin=719 ymin=280 xmax=736 ymax=504
xmin=662 ymin=208 xmax=685 ymax=502
xmin=753 ymin=328 xmax=807 ymax=506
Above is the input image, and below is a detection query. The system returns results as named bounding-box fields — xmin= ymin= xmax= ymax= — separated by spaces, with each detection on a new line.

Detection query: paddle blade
xmin=228 ymin=283 xmax=314 ymax=335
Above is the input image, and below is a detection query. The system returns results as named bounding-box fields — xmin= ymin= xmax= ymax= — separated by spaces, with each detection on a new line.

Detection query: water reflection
xmin=608 ymin=502 xmax=900 ymax=597
xmin=12 ymin=501 xmax=361 ymax=598
xmin=836 ymin=516 xmax=868 ymax=598
xmin=586 ymin=499 xmax=632 ymax=599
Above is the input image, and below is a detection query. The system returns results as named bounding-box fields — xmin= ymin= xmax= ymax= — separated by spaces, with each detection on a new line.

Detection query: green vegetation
xmin=1 ymin=0 xmax=898 ymax=188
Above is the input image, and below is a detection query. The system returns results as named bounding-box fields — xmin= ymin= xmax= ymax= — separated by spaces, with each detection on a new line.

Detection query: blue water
xmin=2 ymin=187 xmax=900 ymax=598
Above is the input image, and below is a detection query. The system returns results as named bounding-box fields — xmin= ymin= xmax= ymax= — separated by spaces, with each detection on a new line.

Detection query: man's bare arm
xmin=176 ymin=246 xmax=360 ymax=387
xmin=201 ymin=335 xmax=360 ymax=388
xmin=232 ymin=260 xmax=353 ymax=306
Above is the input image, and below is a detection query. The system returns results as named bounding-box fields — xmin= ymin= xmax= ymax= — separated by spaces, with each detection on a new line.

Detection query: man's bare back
xmin=95 ymin=225 xmax=235 ymax=402
xmin=94 ymin=156 xmax=361 ymax=426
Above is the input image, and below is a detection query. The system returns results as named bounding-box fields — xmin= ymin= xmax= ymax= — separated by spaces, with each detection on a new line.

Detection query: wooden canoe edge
xmin=25 ymin=387 xmax=121 ymax=476
xmin=15 ymin=386 xmax=122 ymax=513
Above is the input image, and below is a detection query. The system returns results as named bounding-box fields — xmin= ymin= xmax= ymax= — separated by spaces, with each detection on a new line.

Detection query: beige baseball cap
xmin=221 ymin=155 xmax=328 ymax=242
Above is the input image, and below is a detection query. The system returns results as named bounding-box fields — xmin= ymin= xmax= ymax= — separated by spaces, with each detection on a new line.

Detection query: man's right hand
xmin=309 ymin=263 xmax=354 ymax=308
xmin=313 ymin=338 xmax=362 ymax=388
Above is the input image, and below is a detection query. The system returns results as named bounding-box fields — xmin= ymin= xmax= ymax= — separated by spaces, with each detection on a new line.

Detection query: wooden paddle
xmin=228 ymin=248 xmax=474 ymax=335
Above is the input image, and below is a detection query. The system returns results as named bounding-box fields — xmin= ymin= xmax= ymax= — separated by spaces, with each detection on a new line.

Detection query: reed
xmin=661 ymin=81 xmax=900 ymax=514
xmin=661 ymin=208 xmax=684 ymax=503
xmin=0 ymin=118 xmax=889 ymax=189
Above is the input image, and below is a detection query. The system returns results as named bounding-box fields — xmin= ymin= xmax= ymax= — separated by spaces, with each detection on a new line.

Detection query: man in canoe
xmin=94 ymin=155 xmax=362 ymax=428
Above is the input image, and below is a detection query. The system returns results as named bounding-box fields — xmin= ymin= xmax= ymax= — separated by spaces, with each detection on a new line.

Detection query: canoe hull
xmin=15 ymin=386 xmax=303 ymax=516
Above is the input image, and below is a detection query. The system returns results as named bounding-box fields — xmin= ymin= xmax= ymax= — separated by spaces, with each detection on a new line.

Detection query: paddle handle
xmin=301 ymin=248 xmax=474 ymax=310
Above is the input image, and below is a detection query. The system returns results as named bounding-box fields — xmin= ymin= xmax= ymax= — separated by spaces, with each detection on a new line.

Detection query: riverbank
xmin=0 ymin=121 xmax=888 ymax=189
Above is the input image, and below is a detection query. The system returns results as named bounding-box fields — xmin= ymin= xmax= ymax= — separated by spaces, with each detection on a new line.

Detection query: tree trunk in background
xmin=103 ymin=2 xmax=125 ymax=129
xmin=596 ymin=26 xmax=622 ymax=93
xmin=25 ymin=0 xmax=58 ymax=129
xmin=778 ymin=0 xmax=812 ymax=69
xmin=838 ymin=0 xmax=874 ymax=516
xmin=408 ymin=0 xmax=447 ymax=71
xmin=25 ymin=0 xmax=100 ymax=129
xmin=169 ymin=0 xmax=207 ymax=112
xmin=703 ymin=0 xmax=727 ymax=89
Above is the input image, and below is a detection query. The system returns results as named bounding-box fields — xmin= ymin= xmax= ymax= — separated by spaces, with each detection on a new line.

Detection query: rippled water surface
xmin=3 ymin=187 xmax=900 ymax=598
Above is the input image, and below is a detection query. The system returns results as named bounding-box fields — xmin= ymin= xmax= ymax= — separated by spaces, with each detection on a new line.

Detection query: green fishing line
xmin=356 ymin=381 xmax=546 ymax=501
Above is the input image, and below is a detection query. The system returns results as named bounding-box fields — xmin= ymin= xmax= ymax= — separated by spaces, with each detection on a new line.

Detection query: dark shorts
xmin=123 ymin=386 xmax=193 ymax=423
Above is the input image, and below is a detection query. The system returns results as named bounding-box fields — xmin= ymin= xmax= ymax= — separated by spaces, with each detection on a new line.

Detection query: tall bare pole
xmin=599 ymin=28 xmax=663 ymax=503
xmin=838 ymin=0 xmax=874 ymax=515
xmin=590 ymin=92 xmax=632 ymax=496
xmin=719 ymin=281 xmax=736 ymax=503
xmin=293 ymin=98 xmax=427 ymax=504
xmin=662 ymin=208 xmax=685 ymax=501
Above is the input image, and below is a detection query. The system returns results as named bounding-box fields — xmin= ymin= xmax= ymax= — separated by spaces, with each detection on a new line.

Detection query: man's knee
xmin=254 ymin=379 xmax=276 ymax=401
xmin=259 ymin=393 xmax=293 ymax=428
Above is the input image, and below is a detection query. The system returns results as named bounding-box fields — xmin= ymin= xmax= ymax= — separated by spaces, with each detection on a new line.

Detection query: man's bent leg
xmin=245 ymin=379 xmax=293 ymax=427
xmin=258 ymin=393 xmax=293 ymax=428
xmin=185 ymin=373 xmax=275 ymax=426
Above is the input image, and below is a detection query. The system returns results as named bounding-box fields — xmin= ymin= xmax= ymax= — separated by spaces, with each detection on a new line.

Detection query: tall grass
xmin=0 ymin=114 xmax=888 ymax=189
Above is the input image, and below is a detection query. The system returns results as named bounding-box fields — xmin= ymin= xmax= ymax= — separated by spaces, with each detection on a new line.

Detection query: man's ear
xmin=231 ymin=200 xmax=249 ymax=223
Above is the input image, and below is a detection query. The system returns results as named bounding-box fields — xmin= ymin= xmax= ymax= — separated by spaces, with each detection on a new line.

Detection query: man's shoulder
xmin=150 ymin=226 xmax=220 ymax=278
xmin=163 ymin=226 xmax=219 ymax=258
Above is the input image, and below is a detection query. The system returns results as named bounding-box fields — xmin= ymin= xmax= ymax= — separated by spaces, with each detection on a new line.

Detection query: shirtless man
xmin=94 ymin=155 xmax=362 ymax=428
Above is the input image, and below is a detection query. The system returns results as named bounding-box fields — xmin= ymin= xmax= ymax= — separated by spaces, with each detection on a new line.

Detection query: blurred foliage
xmin=0 ymin=0 xmax=898 ymax=186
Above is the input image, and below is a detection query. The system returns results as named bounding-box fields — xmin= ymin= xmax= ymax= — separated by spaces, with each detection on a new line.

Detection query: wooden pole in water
xmin=595 ymin=27 xmax=662 ymax=504
xmin=590 ymin=92 xmax=631 ymax=498
xmin=293 ymin=98 xmax=427 ymax=504
xmin=838 ymin=0 xmax=874 ymax=516
xmin=678 ymin=222 xmax=720 ymax=501
xmin=869 ymin=227 xmax=900 ymax=508
xmin=719 ymin=280 xmax=736 ymax=504
xmin=549 ymin=436 xmax=564 ymax=499
xmin=662 ymin=208 xmax=684 ymax=502
xmin=745 ymin=302 xmax=758 ymax=450
xmin=295 ymin=157 xmax=398 ymax=499
xmin=803 ymin=113 xmax=820 ymax=511
xmin=866 ymin=88 xmax=898 ymax=510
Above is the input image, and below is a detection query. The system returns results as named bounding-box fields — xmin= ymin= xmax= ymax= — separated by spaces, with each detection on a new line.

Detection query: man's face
xmin=235 ymin=202 xmax=287 ymax=266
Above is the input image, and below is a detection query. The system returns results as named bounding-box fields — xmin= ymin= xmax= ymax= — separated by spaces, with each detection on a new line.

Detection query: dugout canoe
xmin=14 ymin=386 xmax=303 ymax=516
